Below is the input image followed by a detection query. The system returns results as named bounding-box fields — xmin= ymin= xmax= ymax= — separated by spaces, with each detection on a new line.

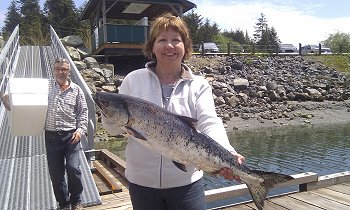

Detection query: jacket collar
xmin=145 ymin=61 xmax=194 ymax=81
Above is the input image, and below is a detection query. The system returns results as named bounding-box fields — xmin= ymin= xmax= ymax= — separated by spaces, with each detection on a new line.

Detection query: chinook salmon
xmin=94 ymin=92 xmax=294 ymax=210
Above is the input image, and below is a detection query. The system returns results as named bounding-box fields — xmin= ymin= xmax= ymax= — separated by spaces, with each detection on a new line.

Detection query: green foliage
xmin=183 ymin=10 xmax=203 ymax=44
xmin=254 ymin=13 xmax=280 ymax=53
xmin=306 ymin=55 xmax=350 ymax=75
xmin=19 ymin=0 xmax=48 ymax=45
xmin=213 ymin=34 xmax=243 ymax=53
xmin=44 ymin=0 xmax=80 ymax=37
xmin=2 ymin=0 xmax=21 ymax=39
xmin=323 ymin=32 xmax=350 ymax=53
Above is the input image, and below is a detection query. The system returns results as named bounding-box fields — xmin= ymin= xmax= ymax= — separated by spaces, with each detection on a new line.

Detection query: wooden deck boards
xmin=85 ymin=181 xmax=350 ymax=210
xmin=220 ymin=183 xmax=350 ymax=210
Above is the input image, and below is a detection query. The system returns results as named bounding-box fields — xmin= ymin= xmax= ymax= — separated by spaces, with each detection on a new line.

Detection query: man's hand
xmin=1 ymin=94 xmax=11 ymax=111
xmin=70 ymin=131 xmax=81 ymax=144
xmin=219 ymin=153 xmax=245 ymax=182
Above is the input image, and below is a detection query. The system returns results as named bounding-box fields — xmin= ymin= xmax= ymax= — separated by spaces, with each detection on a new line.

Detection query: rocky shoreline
xmin=61 ymin=36 xmax=350 ymax=133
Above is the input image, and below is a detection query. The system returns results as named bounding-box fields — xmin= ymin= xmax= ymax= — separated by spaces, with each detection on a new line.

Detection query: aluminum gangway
xmin=0 ymin=25 xmax=101 ymax=209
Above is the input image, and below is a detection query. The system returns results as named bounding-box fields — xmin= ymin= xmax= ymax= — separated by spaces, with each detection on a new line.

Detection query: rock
xmin=84 ymin=57 xmax=99 ymax=69
xmin=61 ymin=35 xmax=84 ymax=47
xmin=66 ymin=46 xmax=81 ymax=61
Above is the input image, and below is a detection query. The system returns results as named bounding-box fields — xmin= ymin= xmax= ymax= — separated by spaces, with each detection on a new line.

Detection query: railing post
xmin=201 ymin=41 xmax=204 ymax=55
xmin=318 ymin=43 xmax=321 ymax=55
xmin=227 ymin=42 xmax=230 ymax=55
xmin=299 ymin=43 xmax=302 ymax=55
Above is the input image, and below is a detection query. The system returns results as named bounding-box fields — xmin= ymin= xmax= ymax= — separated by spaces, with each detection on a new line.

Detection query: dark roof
xmin=80 ymin=0 xmax=196 ymax=20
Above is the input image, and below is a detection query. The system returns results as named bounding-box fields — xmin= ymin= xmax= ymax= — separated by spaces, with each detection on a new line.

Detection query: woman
xmin=102 ymin=13 xmax=245 ymax=210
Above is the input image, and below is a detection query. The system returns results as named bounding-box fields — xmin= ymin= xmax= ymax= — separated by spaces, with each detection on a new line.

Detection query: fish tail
xmin=246 ymin=170 xmax=294 ymax=210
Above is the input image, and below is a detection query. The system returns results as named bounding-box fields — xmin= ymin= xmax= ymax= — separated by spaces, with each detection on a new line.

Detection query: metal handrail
xmin=0 ymin=25 xmax=20 ymax=94
xmin=49 ymin=26 xmax=96 ymax=158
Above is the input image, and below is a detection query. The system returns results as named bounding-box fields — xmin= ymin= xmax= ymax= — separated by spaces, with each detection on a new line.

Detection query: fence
xmin=196 ymin=42 xmax=349 ymax=55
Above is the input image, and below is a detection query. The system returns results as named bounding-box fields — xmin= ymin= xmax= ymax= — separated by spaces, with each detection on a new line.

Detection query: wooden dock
xmin=86 ymin=150 xmax=350 ymax=210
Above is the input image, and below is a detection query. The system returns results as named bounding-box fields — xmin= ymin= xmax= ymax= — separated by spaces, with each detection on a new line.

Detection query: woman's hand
xmin=219 ymin=153 xmax=245 ymax=182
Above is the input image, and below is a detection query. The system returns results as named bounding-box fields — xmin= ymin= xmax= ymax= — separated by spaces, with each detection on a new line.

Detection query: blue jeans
xmin=45 ymin=130 xmax=83 ymax=207
xmin=129 ymin=179 xmax=206 ymax=210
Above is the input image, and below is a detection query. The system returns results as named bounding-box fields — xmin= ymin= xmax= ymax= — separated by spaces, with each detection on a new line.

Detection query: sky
xmin=0 ymin=0 xmax=349 ymax=48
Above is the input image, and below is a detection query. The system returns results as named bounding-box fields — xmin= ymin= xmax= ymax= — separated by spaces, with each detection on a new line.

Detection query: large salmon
xmin=94 ymin=92 xmax=294 ymax=210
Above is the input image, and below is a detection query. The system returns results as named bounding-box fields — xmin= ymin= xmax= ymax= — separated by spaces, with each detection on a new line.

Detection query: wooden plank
xmin=311 ymin=188 xmax=350 ymax=206
xmin=326 ymin=183 xmax=350 ymax=195
xmin=94 ymin=161 xmax=123 ymax=193
xmin=214 ymin=203 xmax=254 ymax=210
xmin=306 ymin=171 xmax=350 ymax=191
xmin=100 ymin=149 xmax=126 ymax=179
xmin=92 ymin=173 xmax=110 ymax=194
xmin=246 ymin=200 xmax=288 ymax=210
xmin=205 ymin=172 xmax=317 ymax=203
xmin=270 ymin=194 xmax=323 ymax=210
xmin=289 ymin=191 xmax=350 ymax=210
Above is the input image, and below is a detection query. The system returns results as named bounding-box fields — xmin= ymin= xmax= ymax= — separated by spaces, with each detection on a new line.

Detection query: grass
xmin=305 ymin=54 xmax=350 ymax=75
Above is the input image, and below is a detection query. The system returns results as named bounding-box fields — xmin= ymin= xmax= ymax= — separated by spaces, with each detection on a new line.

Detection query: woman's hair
xmin=143 ymin=12 xmax=193 ymax=61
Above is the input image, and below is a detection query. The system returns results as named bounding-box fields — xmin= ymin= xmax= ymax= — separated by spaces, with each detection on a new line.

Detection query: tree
xmin=2 ymin=0 xmax=21 ymax=39
xmin=253 ymin=13 xmax=280 ymax=52
xmin=323 ymin=32 xmax=350 ymax=53
xmin=183 ymin=10 xmax=203 ymax=45
xmin=44 ymin=0 xmax=80 ymax=37
xmin=198 ymin=18 xmax=220 ymax=43
xmin=19 ymin=0 xmax=47 ymax=45
xmin=253 ymin=13 xmax=268 ymax=42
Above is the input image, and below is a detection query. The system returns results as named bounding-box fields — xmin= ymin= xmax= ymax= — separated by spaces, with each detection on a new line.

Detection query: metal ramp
xmin=0 ymin=26 xmax=101 ymax=209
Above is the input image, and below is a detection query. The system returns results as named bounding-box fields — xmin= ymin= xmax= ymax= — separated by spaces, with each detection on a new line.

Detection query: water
xmin=205 ymin=122 xmax=350 ymax=208
xmin=95 ymin=122 xmax=350 ymax=208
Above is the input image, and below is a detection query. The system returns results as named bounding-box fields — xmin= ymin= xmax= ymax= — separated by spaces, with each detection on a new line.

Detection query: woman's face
xmin=152 ymin=28 xmax=185 ymax=65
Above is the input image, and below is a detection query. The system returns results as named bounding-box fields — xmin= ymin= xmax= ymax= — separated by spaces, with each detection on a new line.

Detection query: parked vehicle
xmin=199 ymin=42 xmax=220 ymax=53
xmin=301 ymin=45 xmax=332 ymax=54
xmin=279 ymin=44 xmax=297 ymax=53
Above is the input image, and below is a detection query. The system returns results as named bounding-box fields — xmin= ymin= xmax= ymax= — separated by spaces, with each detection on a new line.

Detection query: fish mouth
xmin=93 ymin=92 xmax=108 ymax=116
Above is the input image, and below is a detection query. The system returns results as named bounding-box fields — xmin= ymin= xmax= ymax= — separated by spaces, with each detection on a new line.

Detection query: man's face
xmin=54 ymin=62 xmax=70 ymax=82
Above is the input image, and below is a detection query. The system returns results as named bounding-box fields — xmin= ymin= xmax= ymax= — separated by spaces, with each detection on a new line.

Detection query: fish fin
xmin=172 ymin=161 xmax=187 ymax=172
xmin=175 ymin=115 xmax=198 ymax=128
xmin=246 ymin=170 xmax=294 ymax=210
xmin=125 ymin=126 xmax=147 ymax=141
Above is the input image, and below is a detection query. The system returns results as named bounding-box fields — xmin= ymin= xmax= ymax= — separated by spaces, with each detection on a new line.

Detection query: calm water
xmin=205 ymin=122 xmax=350 ymax=208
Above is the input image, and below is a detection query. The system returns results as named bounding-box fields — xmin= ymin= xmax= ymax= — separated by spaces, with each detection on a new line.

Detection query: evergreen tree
xmin=254 ymin=13 xmax=280 ymax=52
xmin=19 ymin=0 xmax=47 ymax=45
xmin=253 ymin=13 xmax=268 ymax=42
xmin=2 ymin=0 xmax=21 ymax=39
xmin=44 ymin=0 xmax=80 ymax=37
xmin=198 ymin=18 xmax=220 ymax=43
xmin=183 ymin=10 xmax=203 ymax=44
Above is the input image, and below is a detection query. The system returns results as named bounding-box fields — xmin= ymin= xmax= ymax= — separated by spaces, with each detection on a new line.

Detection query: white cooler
xmin=8 ymin=78 xmax=49 ymax=136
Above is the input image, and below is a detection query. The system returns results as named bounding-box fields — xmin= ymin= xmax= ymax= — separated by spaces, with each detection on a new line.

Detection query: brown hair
xmin=143 ymin=13 xmax=193 ymax=61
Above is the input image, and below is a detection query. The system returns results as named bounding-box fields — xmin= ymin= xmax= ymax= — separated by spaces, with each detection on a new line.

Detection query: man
xmin=44 ymin=58 xmax=88 ymax=210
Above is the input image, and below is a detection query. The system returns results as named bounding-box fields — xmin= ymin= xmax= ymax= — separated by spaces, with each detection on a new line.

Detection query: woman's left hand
xmin=219 ymin=153 xmax=245 ymax=182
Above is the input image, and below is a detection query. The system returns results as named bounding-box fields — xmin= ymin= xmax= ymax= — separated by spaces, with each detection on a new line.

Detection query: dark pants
xmin=129 ymin=179 xmax=206 ymax=210
xmin=45 ymin=130 xmax=83 ymax=207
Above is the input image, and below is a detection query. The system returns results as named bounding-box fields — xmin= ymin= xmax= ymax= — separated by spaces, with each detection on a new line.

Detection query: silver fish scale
xmin=122 ymin=95 xmax=242 ymax=174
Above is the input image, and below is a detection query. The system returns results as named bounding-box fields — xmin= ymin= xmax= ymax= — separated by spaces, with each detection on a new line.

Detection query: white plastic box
xmin=8 ymin=78 xmax=49 ymax=136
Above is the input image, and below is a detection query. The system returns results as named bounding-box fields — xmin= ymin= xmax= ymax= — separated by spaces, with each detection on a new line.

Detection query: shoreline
xmin=224 ymin=100 xmax=350 ymax=132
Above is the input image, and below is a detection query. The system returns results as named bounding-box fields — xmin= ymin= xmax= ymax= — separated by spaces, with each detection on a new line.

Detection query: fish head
xmin=94 ymin=92 xmax=129 ymax=126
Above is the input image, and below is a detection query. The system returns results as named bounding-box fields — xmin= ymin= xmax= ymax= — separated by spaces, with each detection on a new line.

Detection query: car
xmin=199 ymin=42 xmax=219 ymax=53
xmin=279 ymin=44 xmax=297 ymax=53
xmin=301 ymin=45 xmax=332 ymax=54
